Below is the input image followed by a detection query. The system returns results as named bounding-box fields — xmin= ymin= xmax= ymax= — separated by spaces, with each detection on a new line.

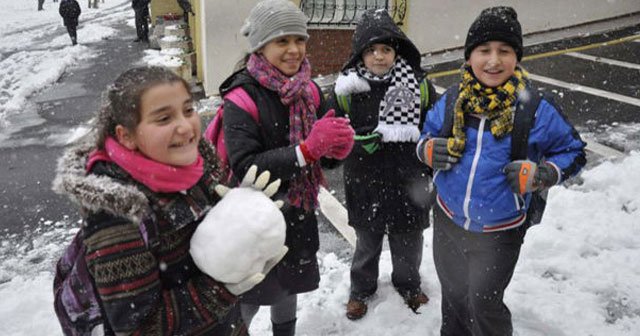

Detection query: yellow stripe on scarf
xmin=447 ymin=66 xmax=529 ymax=157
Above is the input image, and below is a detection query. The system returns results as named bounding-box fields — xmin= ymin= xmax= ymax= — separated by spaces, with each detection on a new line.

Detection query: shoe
xmin=405 ymin=291 xmax=429 ymax=313
xmin=346 ymin=298 xmax=367 ymax=320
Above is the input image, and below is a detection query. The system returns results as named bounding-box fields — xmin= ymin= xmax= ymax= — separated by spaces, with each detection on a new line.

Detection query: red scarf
xmin=86 ymin=137 xmax=204 ymax=193
xmin=246 ymin=54 xmax=325 ymax=211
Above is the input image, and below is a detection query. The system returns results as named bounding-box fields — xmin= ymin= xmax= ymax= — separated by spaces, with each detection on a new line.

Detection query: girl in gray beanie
xmin=210 ymin=0 xmax=354 ymax=335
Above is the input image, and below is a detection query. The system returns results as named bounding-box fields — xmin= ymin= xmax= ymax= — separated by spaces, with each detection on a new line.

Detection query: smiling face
xmin=259 ymin=34 xmax=307 ymax=76
xmin=115 ymin=81 xmax=200 ymax=166
xmin=362 ymin=43 xmax=396 ymax=76
xmin=467 ymin=41 xmax=518 ymax=88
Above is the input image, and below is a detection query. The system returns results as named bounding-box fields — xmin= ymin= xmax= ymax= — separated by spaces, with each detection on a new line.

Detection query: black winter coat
xmin=132 ymin=0 xmax=150 ymax=10
xmin=332 ymin=8 xmax=436 ymax=234
xmin=219 ymin=69 xmax=335 ymax=303
xmin=59 ymin=0 xmax=80 ymax=27
xmin=331 ymin=77 xmax=435 ymax=234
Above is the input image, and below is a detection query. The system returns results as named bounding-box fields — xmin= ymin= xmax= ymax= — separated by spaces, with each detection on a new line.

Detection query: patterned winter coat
xmin=59 ymin=0 xmax=81 ymax=27
xmin=53 ymin=139 xmax=247 ymax=336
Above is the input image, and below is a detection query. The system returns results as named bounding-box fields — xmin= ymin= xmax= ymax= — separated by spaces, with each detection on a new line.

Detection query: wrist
xmin=299 ymin=142 xmax=317 ymax=163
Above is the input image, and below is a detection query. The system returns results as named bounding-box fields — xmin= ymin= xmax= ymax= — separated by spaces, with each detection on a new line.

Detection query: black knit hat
xmin=464 ymin=6 xmax=523 ymax=61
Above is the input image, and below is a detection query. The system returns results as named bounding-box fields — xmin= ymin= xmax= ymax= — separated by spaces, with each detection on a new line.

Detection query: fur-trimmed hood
xmin=52 ymin=139 xmax=150 ymax=223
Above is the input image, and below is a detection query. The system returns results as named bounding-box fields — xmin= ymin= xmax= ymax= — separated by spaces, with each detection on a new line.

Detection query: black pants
xmin=134 ymin=7 xmax=149 ymax=41
xmin=350 ymin=228 xmax=424 ymax=300
xmin=65 ymin=25 xmax=77 ymax=45
xmin=433 ymin=206 xmax=525 ymax=336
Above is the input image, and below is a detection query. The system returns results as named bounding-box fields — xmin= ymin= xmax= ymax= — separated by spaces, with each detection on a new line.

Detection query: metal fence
xmin=300 ymin=0 xmax=407 ymax=27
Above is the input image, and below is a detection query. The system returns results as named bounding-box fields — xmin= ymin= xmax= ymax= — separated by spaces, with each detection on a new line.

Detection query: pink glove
xmin=326 ymin=131 xmax=355 ymax=160
xmin=303 ymin=110 xmax=354 ymax=161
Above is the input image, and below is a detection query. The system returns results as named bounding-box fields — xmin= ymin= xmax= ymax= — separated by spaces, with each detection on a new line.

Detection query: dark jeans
xmin=350 ymin=228 xmax=424 ymax=300
xmin=433 ymin=206 xmax=525 ymax=336
xmin=65 ymin=25 xmax=77 ymax=45
xmin=134 ymin=7 xmax=149 ymax=41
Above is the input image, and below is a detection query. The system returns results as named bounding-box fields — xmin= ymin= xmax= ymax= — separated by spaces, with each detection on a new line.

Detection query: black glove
xmin=504 ymin=160 xmax=559 ymax=194
xmin=419 ymin=138 xmax=459 ymax=170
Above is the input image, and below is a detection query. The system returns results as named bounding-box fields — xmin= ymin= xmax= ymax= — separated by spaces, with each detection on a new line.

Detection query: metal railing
xmin=300 ymin=0 xmax=407 ymax=27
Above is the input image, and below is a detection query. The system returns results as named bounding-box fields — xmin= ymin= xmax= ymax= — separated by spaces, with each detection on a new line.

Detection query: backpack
xmin=335 ymin=77 xmax=431 ymax=115
xmin=54 ymin=216 xmax=157 ymax=335
xmin=204 ymin=84 xmax=321 ymax=182
xmin=440 ymin=85 xmax=548 ymax=226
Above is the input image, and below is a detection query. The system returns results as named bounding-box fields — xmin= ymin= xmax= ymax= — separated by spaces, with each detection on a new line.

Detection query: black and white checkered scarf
xmin=356 ymin=57 xmax=421 ymax=142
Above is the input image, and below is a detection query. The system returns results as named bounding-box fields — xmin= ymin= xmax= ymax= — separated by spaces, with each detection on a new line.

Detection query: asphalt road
xmin=0 ymin=21 xmax=148 ymax=236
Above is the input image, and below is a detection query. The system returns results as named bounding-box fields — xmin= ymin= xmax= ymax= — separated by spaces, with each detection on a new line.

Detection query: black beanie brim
xmin=464 ymin=6 xmax=523 ymax=61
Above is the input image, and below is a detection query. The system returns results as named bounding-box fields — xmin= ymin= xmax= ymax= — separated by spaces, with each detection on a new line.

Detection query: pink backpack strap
xmin=203 ymin=87 xmax=259 ymax=142
xmin=224 ymin=87 xmax=259 ymax=121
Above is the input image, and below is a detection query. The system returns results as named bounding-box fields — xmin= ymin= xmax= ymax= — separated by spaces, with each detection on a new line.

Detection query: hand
xmin=419 ymin=138 xmax=459 ymax=170
xmin=304 ymin=110 xmax=355 ymax=161
xmin=225 ymin=246 xmax=288 ymax=295
xmin=354 ymin=133 xmax=382 ymax=154
xmin=326 ymin=131 xmax=355 ymax=159
xmin=214 ymin=165 xmax=284 ymax=209
xmin=504 ymin=160 xmax=559 ymax=194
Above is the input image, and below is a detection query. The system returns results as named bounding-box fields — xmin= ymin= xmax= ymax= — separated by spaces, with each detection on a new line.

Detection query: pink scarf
xmin=86 ymin=136 xmax=204 ymax=193
xmin=246 ymin=54 xmax=325 ymax=211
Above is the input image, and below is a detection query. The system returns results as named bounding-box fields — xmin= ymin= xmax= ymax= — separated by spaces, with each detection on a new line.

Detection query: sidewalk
xmin=0 ymin=19 xmax=149 ymax=234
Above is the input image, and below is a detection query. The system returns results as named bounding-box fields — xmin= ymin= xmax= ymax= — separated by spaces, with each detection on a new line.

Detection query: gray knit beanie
xmin=240 ymin=0 xmax=309 ymax=53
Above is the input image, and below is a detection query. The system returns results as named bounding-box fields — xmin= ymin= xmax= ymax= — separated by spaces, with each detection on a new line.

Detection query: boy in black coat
xmin=59 ymin=0 xmax=81 ymax=46
xmin=329 ymin=9 xmax=437 ymax=320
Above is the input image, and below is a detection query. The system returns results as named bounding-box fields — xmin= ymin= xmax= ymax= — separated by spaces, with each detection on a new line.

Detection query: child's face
xmin=362 ymin=43 xmax=396 ymax=76
xmin=467 ymin=41 xmax=518 ymax=88
xmin=116 ymin=82 xmax=201 ymax=166
xmin=260 ymin=34 xmax=307 ymax=77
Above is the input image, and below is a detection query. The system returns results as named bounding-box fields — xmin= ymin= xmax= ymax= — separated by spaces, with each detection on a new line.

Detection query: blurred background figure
xmin=38 ymin=0 xmax=45 ymax=11
xmin=59 ymin=0 xmax=81 ymax=46
xmin=132 ymin=0 xmax=150 ymax=42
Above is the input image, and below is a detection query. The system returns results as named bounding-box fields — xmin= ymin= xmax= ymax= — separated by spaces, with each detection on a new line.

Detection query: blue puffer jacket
xmin=418 ymin=89 xmax=586 ymax=233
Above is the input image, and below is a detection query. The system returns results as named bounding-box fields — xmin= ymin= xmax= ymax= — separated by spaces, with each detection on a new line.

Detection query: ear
xmin=115 ymin=125 xmax=137 ymax=150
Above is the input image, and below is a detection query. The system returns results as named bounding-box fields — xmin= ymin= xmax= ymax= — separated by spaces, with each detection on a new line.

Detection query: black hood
xmin=218 ymin=68 xmax=256 ymax=96
xmin=342 ymin=9 xmax=422 ymax=74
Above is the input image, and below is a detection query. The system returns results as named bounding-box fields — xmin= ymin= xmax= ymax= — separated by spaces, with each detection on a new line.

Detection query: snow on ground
xmin=1 ymin=152 xmax=639 ymax=335
xmin=0 ymin=0 xmax=132 ymax=128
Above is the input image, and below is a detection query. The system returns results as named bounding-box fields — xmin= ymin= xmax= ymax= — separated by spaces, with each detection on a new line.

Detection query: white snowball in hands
xmin=190 ymin=187 xmax=286 ymax=283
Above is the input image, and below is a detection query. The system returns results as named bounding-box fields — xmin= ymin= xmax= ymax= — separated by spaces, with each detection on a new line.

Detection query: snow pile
xmin=190 ymin=187 xmax=286 ymax=283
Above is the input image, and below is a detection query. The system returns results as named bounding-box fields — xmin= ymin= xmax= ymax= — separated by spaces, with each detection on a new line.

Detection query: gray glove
xmin=504 ymin=160 xmax=559 ymax=194
xmin=419 ymin=138 xmax=459 ymax=170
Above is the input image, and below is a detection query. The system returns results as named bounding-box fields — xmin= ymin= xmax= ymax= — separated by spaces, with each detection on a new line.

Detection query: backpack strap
xmin=419 ymin=78 xmax=430 ymax=111
xmin=511 ymin=88 xmax=543 ymax=161
xmin=440 ymin=85 xmax=459 ymax=137
xmin=224 ymin=87 xmax=260 ymax=121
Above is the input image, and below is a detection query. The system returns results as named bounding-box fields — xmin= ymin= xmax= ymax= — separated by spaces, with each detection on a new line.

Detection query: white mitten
xmin=224 ymin=246 xmax=288 ymax=295
xmin=190 ymin=165 xmax=287 ymax=288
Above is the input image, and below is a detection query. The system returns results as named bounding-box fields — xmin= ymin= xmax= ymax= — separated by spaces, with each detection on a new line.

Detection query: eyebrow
xmin=147 ymin=98 xmax=193 ymax=116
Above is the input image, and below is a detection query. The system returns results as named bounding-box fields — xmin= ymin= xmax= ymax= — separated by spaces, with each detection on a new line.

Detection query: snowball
xmin=190 ymin=187 xmax=286 ymax=283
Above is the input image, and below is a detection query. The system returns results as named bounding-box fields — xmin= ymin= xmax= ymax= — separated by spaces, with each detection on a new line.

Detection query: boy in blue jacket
xmin=416 ymin=6 xmax=586 ymax=335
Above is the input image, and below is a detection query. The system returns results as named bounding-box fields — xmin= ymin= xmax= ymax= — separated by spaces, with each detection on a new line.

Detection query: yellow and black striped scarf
xmin=447 ymin=65 xmax=530 ymax=157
